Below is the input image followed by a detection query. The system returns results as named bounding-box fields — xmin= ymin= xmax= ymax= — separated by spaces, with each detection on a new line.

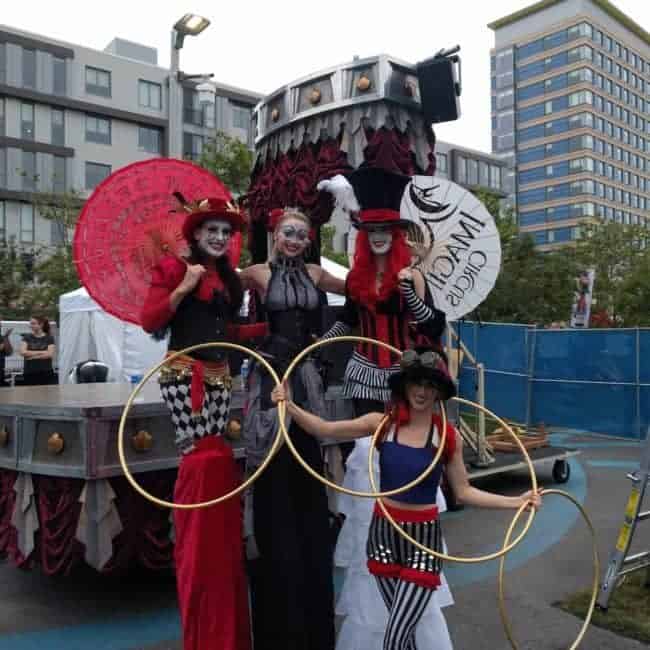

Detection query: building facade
xmin=489 ymin=0 xmax=650 ymax=248
xmin=0 ymin=25 xmax=261 ymax=248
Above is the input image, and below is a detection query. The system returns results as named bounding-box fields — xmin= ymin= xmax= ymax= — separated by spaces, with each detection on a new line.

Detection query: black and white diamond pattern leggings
xmin=160 ymin=378 xmax=231 ymax=454
xmin=367 ymin=511 xmax=443 ymax=650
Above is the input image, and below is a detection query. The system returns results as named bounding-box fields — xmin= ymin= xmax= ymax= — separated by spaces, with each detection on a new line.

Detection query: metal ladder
xmin=597 ymin=427 xmax=650 ymax=610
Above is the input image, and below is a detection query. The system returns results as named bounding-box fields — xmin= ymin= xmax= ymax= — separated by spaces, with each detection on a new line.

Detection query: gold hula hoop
xmin=498 ymin=489 xmax=599 ymax=650
xmin=369 ymin=397 xmax=539 ymax=564
xmin=279 ymin=336 xmax=447 ymax=499
xmin=118 ymin=342 xmax=283 ymax=510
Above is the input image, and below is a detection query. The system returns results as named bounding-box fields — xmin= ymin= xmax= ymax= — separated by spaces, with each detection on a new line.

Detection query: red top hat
xmin=175 ymin=193 xmax=247 ymax=243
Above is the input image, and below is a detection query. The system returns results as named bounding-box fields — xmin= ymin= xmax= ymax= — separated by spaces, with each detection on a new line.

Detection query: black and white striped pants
xmin=367 ymin=503 xmax=442 ymax=650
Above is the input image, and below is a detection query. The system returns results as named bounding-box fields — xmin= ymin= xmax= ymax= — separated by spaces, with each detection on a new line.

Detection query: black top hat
xmin=348 ymin=167 xmax=411 ymax=230
xmin=388 ymin=348 xmax=456 ymax=401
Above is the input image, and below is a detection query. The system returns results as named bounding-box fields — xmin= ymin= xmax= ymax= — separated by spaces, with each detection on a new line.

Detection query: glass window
xmin=0 ymin=97 xmax=4 ymax=136
xmin=85 ymin=162 xmax=111 ymax=190
xmin=21 ymin=102 xmax=35 ymax=140
xmin=21 ymin=151 xmax=36 ymax=190
xmin=232 ymin=104 xmax=251 ymax=129
xmin=593 ymin=29 xmax=602 ymax=46
xmin=138 ymin=126 xmax=162 ymax=154
xmin=519 ymin=188 xmax=546 ymax=205
xmin=496 ymin=72 xmax=514 ymax=89
xmin=544 ymin=30 xmax=567 ymax=50
xmin=85 ymin=66 xmax=111 ymax=97
xmin=479 ymin=161 xmax=489 ymax=187
xmin=519 ymin=210 xmax=546 ymax=226
xmin=0 ymin=148 xmax=6 ymax=189
xmin=138 ymin=80 xmax=162 ymax=109
xmin=0 ymin=43 xmax=5 ymax=86
xmin=53 ymin=156 xmax=66 ymax=193
xmin=489 ymin=164 xmax=501 ymax=190
xmin=85 ymin=115 xmax=111 ymax=144
xmin=53 ymin=57 xmax=66 ymax=95
xmin=22 ymin=48 xmax=36 ymax=88
xmin=518 ymin=124 xmax=545 ymax=142
xmin=517 ymin=39 xmax=544 ymax=61
xmin=20 ymin=204 xmax=34 ymax=243
xmin=0 ymin=201 xmax=4 ymax=241
xmin=183 ymin=133 xmax=205 ymax=161
xmin=518 ymin=145 xmax=545 ymax=164
xmin=183 ymin=88 xmax=203 ymax=126
xmin=467 ymin=158 xmax=479 ymax=185
xmin=495 ymin=49 xmax=513 ymax=74
xmin=496 ymin=90 xmax=514 ymax=110
xmin=436 ymin=152 xmax=448 ymax=173
xmin=51 ymin=109 xmax=65 ymax=146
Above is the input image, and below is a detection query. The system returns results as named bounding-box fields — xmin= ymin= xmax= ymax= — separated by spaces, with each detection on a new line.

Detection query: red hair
xmin=347 ymin=228 xmax=411 ymax=307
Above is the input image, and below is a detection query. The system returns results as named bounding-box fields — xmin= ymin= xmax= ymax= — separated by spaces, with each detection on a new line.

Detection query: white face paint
xmin=274 ymin=217 xmax=311 ymax=258
xmin=194 ymin=219 xmax=233 ymax=258
xmin=367 ymin=227 xmax=393 ymax=256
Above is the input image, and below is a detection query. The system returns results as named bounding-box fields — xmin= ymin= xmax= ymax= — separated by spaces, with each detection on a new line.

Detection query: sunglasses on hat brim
xmin=400 ymin=350 xmax=442 ymax=370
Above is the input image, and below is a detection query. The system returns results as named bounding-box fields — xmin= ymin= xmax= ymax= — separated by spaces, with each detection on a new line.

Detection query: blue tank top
xmin=379 ymin=417 xmax=452 ymax=505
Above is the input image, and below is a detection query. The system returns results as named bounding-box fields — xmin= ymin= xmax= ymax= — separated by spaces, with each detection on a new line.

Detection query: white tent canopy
xmin=58 ymin=288 xmax=167 ymax=384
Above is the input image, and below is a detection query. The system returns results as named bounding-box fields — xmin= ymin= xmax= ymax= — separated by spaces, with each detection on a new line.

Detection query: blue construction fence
xmin=454 ymin=322 xmax=650 ymax=440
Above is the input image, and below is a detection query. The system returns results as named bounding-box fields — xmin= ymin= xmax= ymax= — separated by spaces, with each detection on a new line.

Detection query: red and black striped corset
xmin=356 ymin=291 xmax=411 ymax=368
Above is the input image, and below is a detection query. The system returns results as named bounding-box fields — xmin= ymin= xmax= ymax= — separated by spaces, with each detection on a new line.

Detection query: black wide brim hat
xmin=388 ymin=359 xmax=457 ymax=401
xmin=349 ymin=166 xmax=412 ymax=230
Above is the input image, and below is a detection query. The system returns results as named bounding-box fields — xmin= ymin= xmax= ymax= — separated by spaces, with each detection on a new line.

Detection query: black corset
xmin=168 ymin=294 xmax=229 ymax=362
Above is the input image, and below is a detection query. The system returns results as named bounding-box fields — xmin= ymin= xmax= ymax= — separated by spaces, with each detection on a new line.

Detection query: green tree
xmin=196 ymin=130 xmax=254 ymax=196
xmin=473 ymin=191 xmax=577 ymax=325
xmin=0 ymin=239 xmax=34 ymax=319
xmin=574 ymin=221 xmax=650 ymax=326
xmin=616 ymin=253 xmax=650 ymax=326
xmin=320 ymin=224 xmax=349 ymax=268
xmin=25 ymin=189 xmax=83 ymax=314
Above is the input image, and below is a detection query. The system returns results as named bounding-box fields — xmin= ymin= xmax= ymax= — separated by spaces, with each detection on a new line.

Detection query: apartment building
xmin=0 ymin=25 xmax=262 ymax=248
xmin=489 ymin=0 xmax=650 ymax=248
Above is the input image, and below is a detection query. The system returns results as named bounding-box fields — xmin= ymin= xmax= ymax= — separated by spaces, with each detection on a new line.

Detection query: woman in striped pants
xmin=272 ymin=348 xmax=542 ymax=650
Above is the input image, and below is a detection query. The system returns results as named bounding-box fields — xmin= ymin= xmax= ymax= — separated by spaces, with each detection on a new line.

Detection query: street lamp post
xmin=168 ymin=14 xmax=211 ymax=159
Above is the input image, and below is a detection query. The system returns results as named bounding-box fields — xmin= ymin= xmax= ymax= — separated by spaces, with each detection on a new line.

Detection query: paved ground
xmin=1 ymin=430 xmax=648 ymax=649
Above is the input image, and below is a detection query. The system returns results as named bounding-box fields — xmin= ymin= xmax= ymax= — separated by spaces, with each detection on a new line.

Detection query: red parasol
xmin=73 ymin=158 xmax=242 ymax=325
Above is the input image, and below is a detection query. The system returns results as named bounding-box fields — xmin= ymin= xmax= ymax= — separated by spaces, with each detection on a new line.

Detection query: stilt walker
xmin=141 ymin=195 xmax=251 ymax=650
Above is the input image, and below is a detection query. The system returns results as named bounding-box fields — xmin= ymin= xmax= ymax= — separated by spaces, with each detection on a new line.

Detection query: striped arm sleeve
xmin=400 ymin=279 xmax=434 ymax=323
xmin=320 ymin=321 xmax=352 ymax=341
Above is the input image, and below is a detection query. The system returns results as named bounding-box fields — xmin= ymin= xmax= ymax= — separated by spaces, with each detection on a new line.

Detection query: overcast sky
xmin=3 ymin=1 xmax=649 ymax=152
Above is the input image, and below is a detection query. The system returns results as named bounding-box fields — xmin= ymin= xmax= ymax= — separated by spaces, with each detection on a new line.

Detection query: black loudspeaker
xmin=416 ymin=49 xmax=462 ymax=124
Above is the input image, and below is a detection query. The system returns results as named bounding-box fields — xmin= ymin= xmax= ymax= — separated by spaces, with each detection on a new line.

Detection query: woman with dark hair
xmin=19 ymin=315 xmax=56 ymax=386
xmin=141 ymin=196 xmax=250 ymax=650
xmin=271 ymin=349 xmax=542 ymax=650
xmin=239 ymin=207 xmax=345 ymax=650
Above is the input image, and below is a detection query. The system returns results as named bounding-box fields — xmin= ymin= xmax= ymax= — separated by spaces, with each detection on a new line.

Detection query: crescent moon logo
xmin=408 ymin=183 xmax=457 ymax=223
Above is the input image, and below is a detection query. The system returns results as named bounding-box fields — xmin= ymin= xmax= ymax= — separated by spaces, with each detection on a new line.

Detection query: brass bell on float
xmin=47 ymin=433 xmax=65 ymax=455
xmin=132 ymin=429 xmax=153 ymax=452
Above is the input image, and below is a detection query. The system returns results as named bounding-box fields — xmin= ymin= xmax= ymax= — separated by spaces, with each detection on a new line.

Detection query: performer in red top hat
xmin=141 ymin=195 xmax=251 ymax=650
xmin=320 ymin=166 xmax=446 ymax=415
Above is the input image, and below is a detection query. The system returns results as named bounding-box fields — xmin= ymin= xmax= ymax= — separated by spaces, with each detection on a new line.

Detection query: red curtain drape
xmin=0 ymin=468 xmax=177 ymax=576
xmin=245 ymin=126 xmax=431 ymax=234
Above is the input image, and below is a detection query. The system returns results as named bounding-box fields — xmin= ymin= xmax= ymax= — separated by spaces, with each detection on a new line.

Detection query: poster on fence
xmin=570 ymin=269 xmax=596 ymax=328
